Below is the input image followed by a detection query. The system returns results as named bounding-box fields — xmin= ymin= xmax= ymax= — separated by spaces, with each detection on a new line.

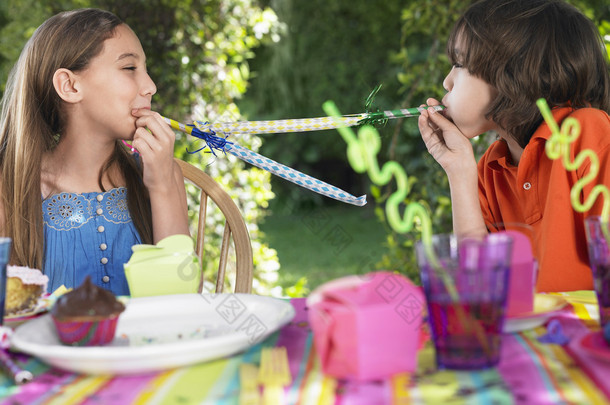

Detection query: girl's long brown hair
xmin=448 ymin=0 xmax=610 ymax=147
xmin=0 ymin=8 xmax=153 ymax=270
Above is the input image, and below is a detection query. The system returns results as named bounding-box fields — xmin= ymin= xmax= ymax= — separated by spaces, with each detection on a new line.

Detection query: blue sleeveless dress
xmin=42 ymin=187 xmax=141 ymax=295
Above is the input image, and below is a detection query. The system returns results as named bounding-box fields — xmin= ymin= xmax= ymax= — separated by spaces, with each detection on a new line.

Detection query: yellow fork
xmin=239 ymin=363 xmax=261 ymax=405
xmin=259 ymin=346 xmax=292 ymax=405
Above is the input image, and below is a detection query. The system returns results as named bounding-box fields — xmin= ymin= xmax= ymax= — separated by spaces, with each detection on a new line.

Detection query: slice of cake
xmin=5 ymin=266 xmax=49 ymax=315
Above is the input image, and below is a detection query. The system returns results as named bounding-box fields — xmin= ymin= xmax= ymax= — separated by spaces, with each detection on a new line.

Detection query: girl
xmin=0 ymin=9 xmax=190 ymax=295
xmin=418 ymin=0 xmax=610 ymax=292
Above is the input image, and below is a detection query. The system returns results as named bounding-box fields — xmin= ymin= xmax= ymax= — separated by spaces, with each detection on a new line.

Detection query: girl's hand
xmin=131 ymin=109 xmax=177 ymax=192
xmin=418 ymin=98 xmax=476 ymax=175
xmin=131 ymin=108 xmax=190 ymax=241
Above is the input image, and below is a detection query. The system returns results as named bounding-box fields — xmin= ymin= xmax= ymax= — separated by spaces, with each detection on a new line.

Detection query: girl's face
xmin=75 ymin=24 xmax=156 ymax=140
xmin=441 ymin=50 xmax=499 ymax=138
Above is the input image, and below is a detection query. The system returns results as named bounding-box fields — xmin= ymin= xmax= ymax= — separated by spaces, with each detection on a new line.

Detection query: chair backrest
xmin=176 ymin=159 xmax=253 ymax=293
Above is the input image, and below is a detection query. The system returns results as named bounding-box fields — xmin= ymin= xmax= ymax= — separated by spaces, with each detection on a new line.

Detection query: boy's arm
xmin=419 ymin=102 xmax=488 ymax=239
xmin=446 ymin=162 xmax=488 ymax=239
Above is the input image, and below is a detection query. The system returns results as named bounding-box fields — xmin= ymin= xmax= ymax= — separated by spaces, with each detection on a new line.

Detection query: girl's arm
xmin=131 ymin=109 xmax=190 ymax=242
xmin=418 ymin=101 xmax=488 ymax=239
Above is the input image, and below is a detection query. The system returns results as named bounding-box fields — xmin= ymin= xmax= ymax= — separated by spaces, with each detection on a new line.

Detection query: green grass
xmin=259 ymin=203 xmax=388 ymax=294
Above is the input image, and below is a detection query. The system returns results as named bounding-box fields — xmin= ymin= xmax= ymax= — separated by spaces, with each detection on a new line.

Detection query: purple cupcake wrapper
xmin=52 ymin=315 xmax=119 ymax=346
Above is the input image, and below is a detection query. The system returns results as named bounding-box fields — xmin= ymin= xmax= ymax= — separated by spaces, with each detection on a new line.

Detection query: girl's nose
xmin=142 ymin=73 xmax=157 ymax=97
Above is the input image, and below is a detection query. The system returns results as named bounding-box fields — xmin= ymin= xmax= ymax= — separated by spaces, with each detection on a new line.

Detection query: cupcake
xmin=51 ymin=276 xmax=125 ymax=346
xmin=5 ymin=265 xmax=49 ymax=315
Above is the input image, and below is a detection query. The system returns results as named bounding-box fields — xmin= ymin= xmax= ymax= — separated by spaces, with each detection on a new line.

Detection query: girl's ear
xmin=52 ymin=68 xmax=82 ymax=103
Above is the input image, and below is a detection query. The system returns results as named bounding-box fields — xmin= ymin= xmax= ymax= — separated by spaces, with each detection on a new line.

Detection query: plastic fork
xmin=239 ymin=363 xmax=261 ymax=405
xmin=259 ymin=346 xmax=291 ymax=405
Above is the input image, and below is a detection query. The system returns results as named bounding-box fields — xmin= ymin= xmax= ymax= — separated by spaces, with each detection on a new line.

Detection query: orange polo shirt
xmin=478 ymin=107 xmax=610 ymax=292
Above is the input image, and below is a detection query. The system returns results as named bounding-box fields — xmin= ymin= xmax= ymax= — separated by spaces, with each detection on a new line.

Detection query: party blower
xmin=156 ymin=104 xmax=444 ymax=207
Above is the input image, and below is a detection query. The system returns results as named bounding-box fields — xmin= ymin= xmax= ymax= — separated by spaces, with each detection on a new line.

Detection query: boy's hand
xmin=418 ymin=98 xmax=476 ymax=174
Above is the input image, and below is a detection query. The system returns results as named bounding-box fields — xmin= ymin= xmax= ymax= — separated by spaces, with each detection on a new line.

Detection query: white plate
xmin=10 ymin=293 xmax=295 ymax=375
xmin=503 ymin=294 xmax=568 ymax=333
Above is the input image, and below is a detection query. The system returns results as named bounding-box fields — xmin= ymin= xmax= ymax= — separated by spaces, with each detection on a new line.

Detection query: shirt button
xmin=102 ymin=275 xmax=110 ymax=283
xmin=523 ymin=182 xmax=532 ymax=190
xmin=97 ymin=225 xmax=105 ymax=233
xmin=100 ymin=243 xmax=107 ymax=251
xmin=96 ymin=194 xmax=103 ymax=202
xmin=96 ymin=208 xmax=103 ymax=215
xmin=101 ymin=257 xmax=108 ymax=264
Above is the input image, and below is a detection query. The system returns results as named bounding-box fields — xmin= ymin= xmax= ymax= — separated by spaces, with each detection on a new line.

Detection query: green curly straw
xmin=323 ymin=100 xmax=492 ymax=354
xmin=537 ymin=98 xmax=610 ymax=242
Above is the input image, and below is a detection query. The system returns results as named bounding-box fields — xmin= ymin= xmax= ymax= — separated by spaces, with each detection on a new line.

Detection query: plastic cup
xmin=584 ymin=216 xmax=610 ymax=343
xmin=0 ymin=238 xmax=11 ymax=325
xmin=416 ymin=233 xmax=513 ymax=370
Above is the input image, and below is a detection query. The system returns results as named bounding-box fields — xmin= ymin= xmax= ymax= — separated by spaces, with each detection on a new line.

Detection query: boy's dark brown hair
xmin=448 ymin=0 xmax=610 ymax=148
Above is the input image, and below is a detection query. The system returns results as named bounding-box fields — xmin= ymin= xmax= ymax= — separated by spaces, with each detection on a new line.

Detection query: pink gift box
xmin=502 ymin=230 xmax=537 ymax=317
xmin=307 ymin=271 xmax=424 ymax=381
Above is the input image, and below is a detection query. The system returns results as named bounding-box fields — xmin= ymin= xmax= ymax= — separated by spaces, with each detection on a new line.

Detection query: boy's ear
xmin=52 ymin=68 xmax=82 ymax=103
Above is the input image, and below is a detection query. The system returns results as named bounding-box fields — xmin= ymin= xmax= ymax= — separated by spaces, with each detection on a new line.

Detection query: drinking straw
xmin=537 ymin=98 xmax=610 ymax=240
xmin=0 ymin=349 xmax=32 ymax=385
xmin=321 ymin=99 xmax=491 ymax=356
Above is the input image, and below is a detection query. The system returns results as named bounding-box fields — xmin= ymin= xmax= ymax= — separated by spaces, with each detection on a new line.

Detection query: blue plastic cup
xmin=0 ymin=238 xmax=12 ymax=325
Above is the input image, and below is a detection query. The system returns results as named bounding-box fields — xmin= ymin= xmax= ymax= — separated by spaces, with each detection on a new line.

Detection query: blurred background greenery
xmin=1 ymin=0 xmax=608 ymax=296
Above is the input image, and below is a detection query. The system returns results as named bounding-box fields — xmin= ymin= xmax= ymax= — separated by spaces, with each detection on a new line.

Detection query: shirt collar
xmin=485 ymin=107 xmax=574 ymax=171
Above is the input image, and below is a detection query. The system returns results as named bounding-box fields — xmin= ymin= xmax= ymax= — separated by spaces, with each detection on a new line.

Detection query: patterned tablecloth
xmin=0 ymin=293 xmax=608 ymax=405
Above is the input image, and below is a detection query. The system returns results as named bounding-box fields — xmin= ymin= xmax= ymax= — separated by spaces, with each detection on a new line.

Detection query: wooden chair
xmin=176 ymin=159 xmax=253 ymax=293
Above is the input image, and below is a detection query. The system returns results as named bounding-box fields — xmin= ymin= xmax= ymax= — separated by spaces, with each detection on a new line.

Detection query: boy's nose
xmin=443 ymin=68 xmax=455 ymax=92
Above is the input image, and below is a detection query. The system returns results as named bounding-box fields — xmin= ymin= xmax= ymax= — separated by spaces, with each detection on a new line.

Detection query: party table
xmin=0 ymin=293 xmax=608 ymax=405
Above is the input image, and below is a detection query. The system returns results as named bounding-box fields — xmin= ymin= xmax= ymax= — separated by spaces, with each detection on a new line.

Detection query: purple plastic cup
xmin=416 ymin=233 xmax=513 ymax=370
xmin=584 ymin=216 xmax=610 ymax=344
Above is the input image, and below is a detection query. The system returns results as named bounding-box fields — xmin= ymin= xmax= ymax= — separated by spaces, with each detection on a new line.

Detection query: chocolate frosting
xmin=51 ymin=276 xmax=125 ymax=320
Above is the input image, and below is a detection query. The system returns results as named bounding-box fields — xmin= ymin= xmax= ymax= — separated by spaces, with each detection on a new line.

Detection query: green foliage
xmin=380 ymin=0 xmax=610 ymax=282
xmin=378 ymin=0 xmax=476 ymax=282
xmin=240 ymin=0 xmax=411 ymax=208
xmin=565 ymin=0 xmax=610 ymax=62
xmin=0 ymin=0 xmax=283 ymax=294
xmin=239 ymin=0 xmax=609 ymax=285
xmin=282 ymin=277 xmax=310 ymax=298
xmin=1 ymin=0 xmax=607 ymax=292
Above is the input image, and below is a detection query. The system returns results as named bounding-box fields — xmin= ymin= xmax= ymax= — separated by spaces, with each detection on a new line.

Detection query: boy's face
xmin=441 ymin=45 xmax=499 ymax=138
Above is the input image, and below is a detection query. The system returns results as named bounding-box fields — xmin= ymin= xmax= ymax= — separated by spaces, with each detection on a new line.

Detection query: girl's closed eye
xmin=123 ymin=66 xmax=136 ymax=71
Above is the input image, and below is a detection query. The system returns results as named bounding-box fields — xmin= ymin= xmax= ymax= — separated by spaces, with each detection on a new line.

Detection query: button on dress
xmin=43 ymin=187 xmax=140 ymax=295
